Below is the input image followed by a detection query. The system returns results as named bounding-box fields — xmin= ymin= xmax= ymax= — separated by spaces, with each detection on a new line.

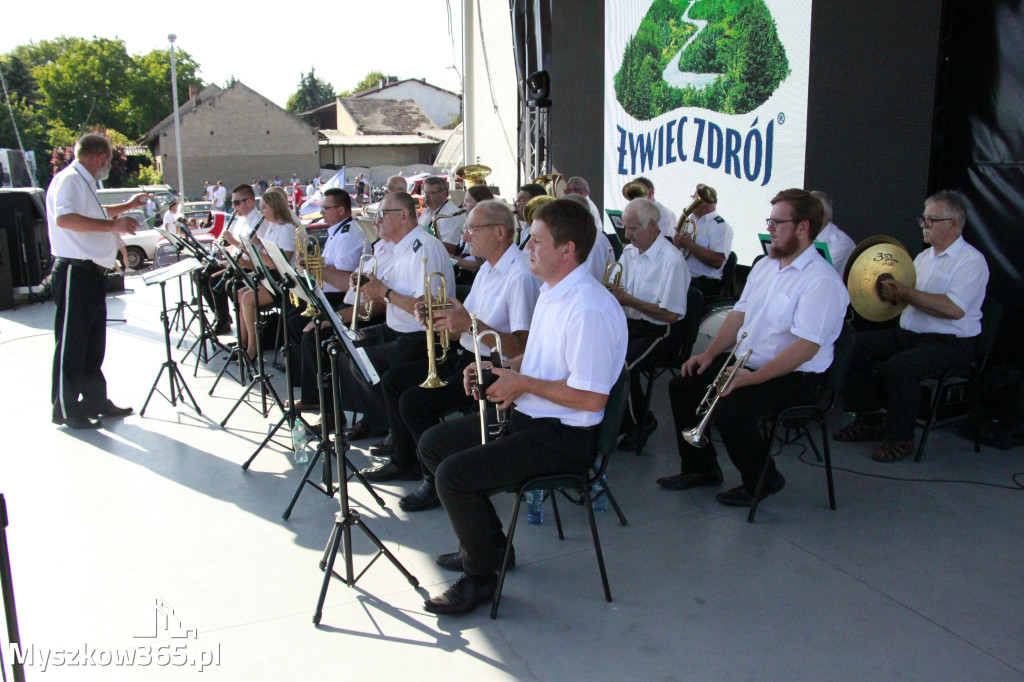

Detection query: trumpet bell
xmin=682 ymin=426 xmax=708 ymax=448
xmin=845 ymin=236 xmax=917 ymax=321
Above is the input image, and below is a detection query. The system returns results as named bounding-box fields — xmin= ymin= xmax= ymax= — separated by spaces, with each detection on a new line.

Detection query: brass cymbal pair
xmin=845 ymin=236 xmax=917 ymax=321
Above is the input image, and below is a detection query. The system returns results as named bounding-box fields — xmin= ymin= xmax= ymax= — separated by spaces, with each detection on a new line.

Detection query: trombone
xmin=349 ymin=250 xmax=377 ymax=338
xmin=469 ymin=313 xmax=508 ymax=443
xmin=681 ymin=332 xmax=753 ymax=447
xmin=419 ymin=257 xmax=452 ymax=388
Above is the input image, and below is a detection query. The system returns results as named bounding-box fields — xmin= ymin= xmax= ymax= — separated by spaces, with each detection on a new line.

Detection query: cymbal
xmin=845 ymin=236 xmax=916 ymax=321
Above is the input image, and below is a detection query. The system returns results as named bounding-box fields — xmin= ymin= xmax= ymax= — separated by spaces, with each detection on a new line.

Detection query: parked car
xmin=117 ymin=209 xmax=162 ymax=270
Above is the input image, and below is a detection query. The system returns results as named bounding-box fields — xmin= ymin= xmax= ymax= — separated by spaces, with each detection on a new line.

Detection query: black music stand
xmin=1 ymin=495 xmax=26 ymax=682
xmin=140 ymin=258 xmax=204 ymax=417
xmin=278 ymin=271 xmax=385 ymax=520
xmin=153 ymin=227 xmax=196 ymax=337
xmin=218 ymin=237 xmax=283 ymax=426
xmin=311 ymin=287 xmax=418 ymax=626
xmin=172 ymin=224 xmax=231 ymax=373
xmin=208 ymin=239 xmax=257 ymax=393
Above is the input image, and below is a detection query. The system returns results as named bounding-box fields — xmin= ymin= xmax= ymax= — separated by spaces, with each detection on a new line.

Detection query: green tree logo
xmin=614 ymin=0 xmax=790 ymax=120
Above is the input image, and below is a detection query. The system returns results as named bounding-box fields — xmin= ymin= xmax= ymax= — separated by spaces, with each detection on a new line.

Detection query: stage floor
xmin=1 ymin=277 xmax=1022 ymax=681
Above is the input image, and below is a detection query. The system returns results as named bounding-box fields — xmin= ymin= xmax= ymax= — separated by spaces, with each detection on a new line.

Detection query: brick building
xmin=144 ymin=82 xmax=319 ymax=199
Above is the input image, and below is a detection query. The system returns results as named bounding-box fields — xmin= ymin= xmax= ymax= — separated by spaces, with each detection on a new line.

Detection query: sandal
xmin=871 ymin=439 xmax=914 ymax=463
xmin=833 ymin=419 xmax=885 ymax=442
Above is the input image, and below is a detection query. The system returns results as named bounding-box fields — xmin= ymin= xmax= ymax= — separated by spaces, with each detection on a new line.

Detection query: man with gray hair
xmin=836 ymin=190 xmax=989 ymax=462
xmin=611 ymin=198 xmax=691 ymax=448
xmin=47 ymin=133 xmax=147 ymax=429
xmin=564 ymin=176 xmax=605 ymax=231
xmin=386 ymin=175 xmax=408 ymax=194
xmin=810 ymin=190 xmax=856 ymax=276
xmin=418 ymin=176 xmax=466 ymax=255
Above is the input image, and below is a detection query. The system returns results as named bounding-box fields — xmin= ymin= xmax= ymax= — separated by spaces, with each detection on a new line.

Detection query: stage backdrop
xmin=603 ymin=0 xmax=812 ymax=266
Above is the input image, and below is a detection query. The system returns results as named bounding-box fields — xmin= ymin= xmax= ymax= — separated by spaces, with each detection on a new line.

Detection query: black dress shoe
xmin=214 ymin=320 xmax=232 ymax=335
xmin=436 ymin=545 xmax=515 ymax=572
xmin=369 ymin=434 xmax=395 ymax=455
xmin=715 ymin=474 xmax=786 ymax=508
xmin=424 ymin=574 xmax=496 ymax=615
xmin=343 ymin=420 xmax=372 ymax=441
xmin=53 ymin=414 xmax=103 ymax=430
xmin=656 ymin=467 xmax=724 ymax=490
xmin=360 ymin=461 xmax=421 ymax=482
xmin=399 ymin=480 xmax=440 ymax=512
xmin=84 ymin=401 xmax=133 ymax=419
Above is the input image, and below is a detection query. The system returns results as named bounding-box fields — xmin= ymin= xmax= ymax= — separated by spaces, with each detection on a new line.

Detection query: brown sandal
xmin=871 ymin=439 xmax=914 ymax=463
xmin=833 ymin=419 xmax=885 ymax=442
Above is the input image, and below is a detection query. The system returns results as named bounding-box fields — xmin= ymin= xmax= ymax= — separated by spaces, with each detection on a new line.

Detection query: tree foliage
xmin=286 ymin=68 xmax=336 ymax=114
xmin=352 ymin=71 xmax=388 ymax=94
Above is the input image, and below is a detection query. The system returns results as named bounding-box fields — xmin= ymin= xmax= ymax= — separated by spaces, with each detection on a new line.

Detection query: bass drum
xmin=692 ymin=305 xmax=734 ymax=356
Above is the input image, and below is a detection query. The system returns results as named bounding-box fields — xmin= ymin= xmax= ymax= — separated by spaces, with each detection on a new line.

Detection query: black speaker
xmin=0 ymin=228 xmax=15 ymax=311
xmin=0 ymin=189 xmax=50 ymax=288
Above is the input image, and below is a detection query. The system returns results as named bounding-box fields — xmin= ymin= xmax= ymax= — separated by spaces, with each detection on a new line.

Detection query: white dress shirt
xmin=653 ymin=198 xmax=677 ymax=237
xmin=619 ymin=235 xmax=691 ymax=324
xmin=514 ymin=265 xmax=628 ymax=427
xmin=817 ymin=221 xmax=856 ymax=277
xmin=46 ymin=161 xmax=117 ymax=267
xmin=320 ymin=218 xmax=366 ymax=293
xmin=584 ymin=230 xmax=614 ymax=283
xmin=418 ymin=199 xmax=466 ymax=247
xmin=460 ymin=244 xmax=540 ymax=356
xmin=733 ymin=244 xmax=849 ymax=374
xmin=584 ymin=195 xmax=604 ymax=232
xmin=900 ymin=236 xmax=989 ymax=338
xmin=382 ymin=226 xmax=455 ymax=333
xmin=685 ymin=210 xmax=734 ymax=279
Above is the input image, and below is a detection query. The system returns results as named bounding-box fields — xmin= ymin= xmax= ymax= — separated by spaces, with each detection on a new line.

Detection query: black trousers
xmin=624 ymin=318 xmax=679 ymax=429
xmin=691 ymin=275 xmax=722 ymax=301
xmin=51 ymin=261 xmax=109 ymax=420
xmin=843 ymin=328 xmax=975 ymax=440
xmin=669 ymin=355 xmax=824 ymax=492
xmin=289 ymin=291 xmax=348 ymax=388
xmin=199 ymin=268 xmax=231 ymax=325
xmin=382 ymin=351 xmax=470 ymax=469
xmin=420 ymin=412 xmax=598 ymax=576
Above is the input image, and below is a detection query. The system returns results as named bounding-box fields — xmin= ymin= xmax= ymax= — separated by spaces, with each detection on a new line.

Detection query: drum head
xmin=692 ymin=305 xmax=734 ymax=356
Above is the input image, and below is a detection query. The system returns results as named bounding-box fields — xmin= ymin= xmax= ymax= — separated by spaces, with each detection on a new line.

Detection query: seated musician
xmin=334 ymin=191 xmax=455 ymax=441
xmin=364 ymin=201 xmax=539 ymax=506
xmin=418 ymin=176 xmax=466 ymax=256
xmin=234 ymin=187 xmax=295 ymax=360
xmin=609 ymin=198 xmax=690 ymax=449
xmin=450 ymin=184 xmax=496 ymax=279
xmin=513 ymin=183 xmax=548 ymax=247
xmin=201 ymin=184 xmax=263 ymax=335
xmin=835 ymin=190 xmax=989 ymax=462
xmin=660 ymin=189 xmax=849 ymax=507
xmin=418 ymin=199 xmax=627 ymax=615
xmin=673 ymin=183 xmax=733 ymax=300
xmin=562 ymin=193 xmax=614 ymax=283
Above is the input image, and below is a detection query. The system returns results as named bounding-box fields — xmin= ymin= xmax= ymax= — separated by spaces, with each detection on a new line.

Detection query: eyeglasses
xmin=374 ymin=208 xmax=404 ymax=222
xmin=918 ymin=216 xmax=954 ymax=228
xmin=765 ymin=218 xmax=797 ymax=227
xmin=231 ymin=198 xmax=249 ymax=206
xmin=322 ymin=204 xmax=342 ymax=211
xmin=423 ymin=189 xmax=445 ymax=197
xmin=464 ymin=223 xmax=502 ymax=236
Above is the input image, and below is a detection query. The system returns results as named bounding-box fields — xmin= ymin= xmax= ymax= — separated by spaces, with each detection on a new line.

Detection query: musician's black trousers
xmin=196 ymin=269 xmax=230 ymax=325
xmin=289 ymin=292 xmax=347 ymax=388
xmin=381 ymin=351 xmax=470 ymax=470
xmin=668 ymin=355 xmax=824 ymax=493
xmin=51 ymin=261 xmax=108 ymax=420
xmin=420 ymin=412 xmax=597 ymax=577
xmin=841 ymin=328 xmax=975 ymax=440
xmin=624 ymin=319 xmax=678 ymax=429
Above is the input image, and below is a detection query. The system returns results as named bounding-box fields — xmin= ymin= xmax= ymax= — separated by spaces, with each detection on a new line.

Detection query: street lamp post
xmin=168 ymin=34 xmax=186 ymax=206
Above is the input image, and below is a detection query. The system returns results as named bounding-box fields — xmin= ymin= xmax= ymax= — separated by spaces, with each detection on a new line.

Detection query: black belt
xmin=55 ymin=256 xmax=110 ymax=276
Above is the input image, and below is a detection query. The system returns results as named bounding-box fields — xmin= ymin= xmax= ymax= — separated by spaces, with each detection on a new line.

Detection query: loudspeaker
xmin=0 ymin=228 xmax=15 ymax=310
xmin=0 ymin=189 xmax=50 ymax=288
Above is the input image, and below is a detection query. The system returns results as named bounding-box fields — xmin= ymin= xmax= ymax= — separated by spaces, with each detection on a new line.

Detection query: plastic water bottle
xmin=526 ymin=490 xmax=544 ymax=525
xmin=591 ymin=475 xmax=609 ymax=513
xmin=291 ymin=423 xmax=310 ymax=464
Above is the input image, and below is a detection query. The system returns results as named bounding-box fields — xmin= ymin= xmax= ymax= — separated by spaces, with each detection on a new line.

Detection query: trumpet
xmin=602 ymin=246 xmax=623 ymax=288
xmin=350 ymin=250 xmax=377 ymax=338
xmin=675 ymin=184 xmax=717 ymax=257
xmin=428 ymin=209 xmax=466 ymax=241
xmin=290 ymin=224 xmax=307 ymax=310
xmin=469 ymin=314 xmax=509 ymax=443
xmin=681 ymin=332 xmax=753 ymax=447
xmin=300 ymin=232 xmax=324 ymax=317
xmin=419 ymin=257 xmax=452 ymax=388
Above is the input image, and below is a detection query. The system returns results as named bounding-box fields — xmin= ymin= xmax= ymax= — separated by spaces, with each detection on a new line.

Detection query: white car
xmin=118 ymin=210 xmax=163 ymax=270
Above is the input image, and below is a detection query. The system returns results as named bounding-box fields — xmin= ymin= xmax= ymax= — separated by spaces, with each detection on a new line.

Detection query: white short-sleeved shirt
xmin=619 ymin=235 xmax=691 ymax=324
xmin=383 ymin=226 xmax=456 ymax=333
xmin=320 ymin=218 xmax=367 ymax=293
xmin=584 ymin=230 xmax=614 ymax=283
xmin=733 ymin=245 xmax=849 ymax=374
xmin=515 ymin=265 xmax=628 ymax=427
xmin=817 ymin=222 xmax=856 ymax=277
xmin=230 ymin=211 xmax=262 ymax=241
xmin=418 ymin=199 xmax=466 ymax=246
xmin=653 ymin=199 xmax=677 ymax=237
xmin=900 ymin=236 xmax=989 ymax=338
xmin=584 ymin=195 xmax=604 ymax=232
xmin=342 ymin=238 xmax=394 ymax=306
xmin=46 ymin=161 xmax=117 ymax=267
xmin=460 ymin=244 xmax=540 ymax=357
xmin=685 ymin=210 xmax=733 ymax=279
xmin=163 ymin=209 xmax=177 ymax=228
xmin=213 ymin=186 xmax=226 ymax=207
xmin=260 ymin=221 xmax=296 ymax=257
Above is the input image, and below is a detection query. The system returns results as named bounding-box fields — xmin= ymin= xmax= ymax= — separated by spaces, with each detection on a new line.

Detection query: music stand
xmin=310 ymin=284 xmax=418 ymax=625
xmin=218 ymin=237 xmax=283 ymax=427
xmin=139 ymin=258 xmax=204 ymax=417
xmin=153 ymin=227 xmax=196 ymax=337
xmin=173 ymin=224 xmax=231 ymax=372
xmin=207 ymin=238 xmax=256 ymax=392
xmin=277 ymin=267 xmax=385 ymax=519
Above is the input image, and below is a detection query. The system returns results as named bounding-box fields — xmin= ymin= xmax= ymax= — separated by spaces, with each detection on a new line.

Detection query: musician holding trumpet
xmin=660 ymin=189 xmax=849 ymax=508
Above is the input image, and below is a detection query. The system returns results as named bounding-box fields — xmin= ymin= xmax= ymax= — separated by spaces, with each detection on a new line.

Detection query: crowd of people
xmin=47 ymin=131 xmax=993 ymax=615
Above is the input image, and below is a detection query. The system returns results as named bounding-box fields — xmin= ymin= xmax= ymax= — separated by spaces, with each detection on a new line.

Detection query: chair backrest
xmin=592 ymin=366 xmax=630 ymax=480
xmin=720 ymin=251 xmax=738 ymax=298
xmin=976 ymin=298 xmax=1003 ymax=366
xmin=822 ymin=320 xmax=856 ymax=410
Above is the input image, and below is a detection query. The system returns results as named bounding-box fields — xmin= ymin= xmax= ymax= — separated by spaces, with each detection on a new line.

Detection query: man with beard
xmin=48 ymin=133 xmax=147 ymax=429
xmin=659 ymin=189 xmax=849 ymax=507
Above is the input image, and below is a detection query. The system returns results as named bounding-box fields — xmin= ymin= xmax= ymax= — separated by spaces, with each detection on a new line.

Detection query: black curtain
xmin=932 ymin=0 xmax=1024 ymax=369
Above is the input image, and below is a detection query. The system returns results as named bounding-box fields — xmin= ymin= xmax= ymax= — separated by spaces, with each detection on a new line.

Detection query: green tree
xmin=286 ymin=68 xmax=336 ymax=114
xmin=350 ymin=70 xmax=388 ymax=95
xmin=126 ymin=48 xmax=203 ymax=139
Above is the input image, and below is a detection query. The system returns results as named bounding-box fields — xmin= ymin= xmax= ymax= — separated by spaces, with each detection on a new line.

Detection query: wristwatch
xmin=383 ymin=288 xmax=393 ymax=303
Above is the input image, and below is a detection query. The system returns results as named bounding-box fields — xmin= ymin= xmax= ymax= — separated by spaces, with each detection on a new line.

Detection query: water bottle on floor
xmin=292 ymin=423 xmax=310 ymax=464
xmin=526 ymin=490 xmax=544 ymax=525
xmin=591 ymin=475 xmax=609 ymax=513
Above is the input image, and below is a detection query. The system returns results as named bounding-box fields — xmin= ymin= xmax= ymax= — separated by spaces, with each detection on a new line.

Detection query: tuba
xmin=456 ymin=164 xmax=492 ymax=188
xmin=428 ymin=209 xmax=466 ymax=241
xmin=622 ymin=180 xmax=648 ymax=201
xmin=681 ymin=332 xmax=752 ymax=447
xmin=523 ymin=194 xmax=555 ymax=226
xmin=675 ymin=184 xmax=717 ymax=257
xmin=468 ymin=313 xmax=509 ymax=443
xmin=419 ymin=257 xmax=453 ymax=388
xmin=602 ymin=246 xmax=623 ymax=288
xmin=349 ymin=250 xmax=377 ymax=338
